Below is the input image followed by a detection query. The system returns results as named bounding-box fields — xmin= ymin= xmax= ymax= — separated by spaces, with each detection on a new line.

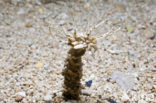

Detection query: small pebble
xmin=45 ymin=100 xmax=52 ymax=103
xmin=25 ymin=23 xmax=33 ymax=28
xmin=38 ymin=8 xmax=43 ymax=13
xmin=126 ymin=24 xmax=134 ymax=33
xmin=106 ymin=98 xmax=117 ymax=103
xmin=147 ymin=84 xmax=153 ymax=90
xmin=16 ymin=92 xmax=26 ymax=97
xmin=15 ymin=91 xmax=26 ymax=102
xmin=15 ymin=95 xmax=23 ymax=102
xmin=121 ymin=92 xmax=129 ymax=101
xmin=36 ymin=62 xmax=44 ymax=68
xmin=84 ymin=3 xmax=90 ymax=11
xmin=85 ymin=80 xmax=92 ymax=87
xmin=144 ymin=30 xmax=155 ymax=40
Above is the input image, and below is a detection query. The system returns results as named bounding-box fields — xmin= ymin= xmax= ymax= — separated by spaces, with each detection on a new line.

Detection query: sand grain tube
xmin=62 ymin=30 xmax=96 ymax=100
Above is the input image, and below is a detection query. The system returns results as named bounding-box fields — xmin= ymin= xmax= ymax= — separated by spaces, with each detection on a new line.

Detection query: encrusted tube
xmin=62 ymin=30 xmax=96 ymax=100
xmin=62 ymin=47 xmax=86 ymax=100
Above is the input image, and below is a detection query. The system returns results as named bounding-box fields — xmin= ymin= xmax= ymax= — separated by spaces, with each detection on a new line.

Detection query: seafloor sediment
xmin=0 ymin=0 xmax=155 ymax=103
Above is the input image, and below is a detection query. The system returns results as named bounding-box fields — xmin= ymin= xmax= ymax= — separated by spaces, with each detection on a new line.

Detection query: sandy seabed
xmin=0 ymin=0 xmax=156 ymax=103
